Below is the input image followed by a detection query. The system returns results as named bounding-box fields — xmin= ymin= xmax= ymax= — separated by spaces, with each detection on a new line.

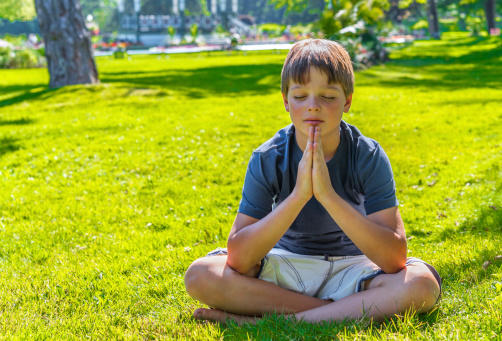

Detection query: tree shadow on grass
xmin=0 ymin=137 xmax=20 ymax=157
xmin=392 ymin=47 xmax=502 ymax=68
xmin=420 ymin=202 xmax=502 ymax=290
xmin=100 ymin=63 xmax=284 ymax=98
xmin=0 ymin=85 xmax=50 ymax=109
xmin=360 ymin=38 xmax=502 ymax=90
xmin=0 ymin=82 xmax=125 ymax=109
xmin=0 ymin=117 xmax=35 ymax=126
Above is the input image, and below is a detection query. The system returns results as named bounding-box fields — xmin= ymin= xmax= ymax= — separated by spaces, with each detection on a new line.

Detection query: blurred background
xmin=0 ymin=0 xmax=500 ymax=78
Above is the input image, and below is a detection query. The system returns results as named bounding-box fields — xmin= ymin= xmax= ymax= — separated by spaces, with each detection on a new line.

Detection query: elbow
xmin=382 ymin=249 xmax=407 ymax=274
xmin=226 ymin=242 xmax=252 ymax=275
xmin=382 ymin=258 xmax=406 ymax=274
xmin=381 ymin=240 xmax=407 ymax=274
xmin=226 ymin=253 xmax=252 ymax=275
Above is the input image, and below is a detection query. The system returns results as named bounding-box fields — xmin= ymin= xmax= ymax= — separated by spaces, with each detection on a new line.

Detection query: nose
xmin=307 ymin=98 xmax=321 ymax=112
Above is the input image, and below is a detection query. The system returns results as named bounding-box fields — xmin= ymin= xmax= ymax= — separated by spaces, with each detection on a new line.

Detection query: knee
xmin=398 ymin=266 xmax=440 ymax=313
xmin=184 ymin=258 xmax=210 ymax=301
xmin=184 ymin=257 xmax=234 ymax=306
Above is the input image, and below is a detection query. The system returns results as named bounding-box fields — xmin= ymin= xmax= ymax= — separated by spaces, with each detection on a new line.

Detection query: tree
xmin=396 ymin=0 xmax=501 ymax=37
xmin=1 ymin=0 xmax=98 ymax=88
xmin=34 ymin=0 xmax=99 ymax=88
xmin=456 ymin=0 xmax=500 ymax=34
xmin=268 ymin=0 xmax=391 ymax=66
xmin=426 ymin=0 xmax=440 ymax=39
xmin=484 ymin=0 xmax=496 ymax=33
xmin=268 ymin=0 xmax=390 ymax=40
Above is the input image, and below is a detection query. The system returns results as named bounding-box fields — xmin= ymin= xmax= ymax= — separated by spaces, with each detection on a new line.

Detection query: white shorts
xmin=207 ymin=248 xmax=442 ymax=302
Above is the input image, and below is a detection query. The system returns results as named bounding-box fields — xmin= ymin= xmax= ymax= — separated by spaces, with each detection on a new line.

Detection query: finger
xmin=315 ymin=127 xmax=324 ymax=162
xmin=308 ymin=126 xmax=314 ymax=151
xmin=307 ymin=139 xmax=313 ymax=166
xmin=303 ymin=127 xmax=313 ymax=158
xmin=316 ymin=126 xmax=322 ymax=149
xmin=313 ymin=131 xmax=319 ymax=165
xmin=314 ymin=129 xmax=321 ymax=159
xmin=300 ymin=130 xmax=311 ymax=162
xmin=309 ymin=127 xmax=315 ymax=164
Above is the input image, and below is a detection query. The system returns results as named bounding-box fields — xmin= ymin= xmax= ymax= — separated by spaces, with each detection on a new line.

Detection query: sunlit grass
xmin=0 ymin=35 xmax=501 ymax=339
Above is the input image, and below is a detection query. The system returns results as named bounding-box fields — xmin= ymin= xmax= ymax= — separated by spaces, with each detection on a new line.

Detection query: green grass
xmin=0 ymin=33 xmax=501 ymax=339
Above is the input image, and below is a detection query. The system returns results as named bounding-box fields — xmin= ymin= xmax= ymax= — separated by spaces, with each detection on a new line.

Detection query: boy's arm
xmin=226 ymin=195 xmax=307 ymax=275
xmin=226 ymin=128 xmax=316 ymax=275
xmin=319 ymin=196 xmax=407 ymax=274
xmin=312 ymin=127 xmax=407 ymax=274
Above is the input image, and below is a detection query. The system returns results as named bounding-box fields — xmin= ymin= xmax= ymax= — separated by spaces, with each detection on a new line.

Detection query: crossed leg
xmin=184 ymin=255 xmax=440 ymax=325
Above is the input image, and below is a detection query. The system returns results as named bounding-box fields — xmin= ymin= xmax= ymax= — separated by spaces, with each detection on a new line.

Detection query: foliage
xmin=257 ymin=23 xmax=287 ymax=37
xmin=267 ymin=0 xmax=390 ymax=66
xmin=0 ymin=33 xmax=29 ymax=46
xmin=0 ymin=33 xmax=501 ymax=339
xmin=0 ymin=0 xmax=36 ymax=21
xmin=0 ymin=46 xmax=45 ymax=68
xmin=412 ymin=19 xmax=428 ymax=30
xmin=214 ymin=24 xmax=226 ymax=35
xmin=398 ymin=0 xmax=426 ymax=9
xmin=256 ymin=23 xmax=313 ymax=38
xmin=199 ymin=0 xmax=211 ymax=16
xmin=395 ymin=0 xmax=502 ymax=36
xmin=268 ymin=0 xmax=311 ymax=14
xmin=79 ymin=0 xmax=119 ymax=32
xmin=243 ymin=0 xmax=287 ymax=24
xmin=167 ymin=26 xmax=176 ymax=39
xmin=242 ymin=0 xmax=325 ymax=25
xmin=439 ymin=17 xmax=460 ymax=32
xmin=289 ymin=23 xmax=314 ymax=35
xmin=270 ymin=0 xmax=390 ymax=29
xmin=465 ymin=15 xmax=484 ymax=36
xmin=190 ymin=23 xmax=198 ymax=41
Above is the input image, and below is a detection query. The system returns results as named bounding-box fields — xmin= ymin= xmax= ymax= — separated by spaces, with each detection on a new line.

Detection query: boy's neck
xmin=295 ymin=127 xmax=340 ymax=163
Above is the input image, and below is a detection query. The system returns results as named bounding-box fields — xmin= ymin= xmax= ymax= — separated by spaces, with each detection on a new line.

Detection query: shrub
xmin=412 ymin=19 xmax=429 ymax=31
xmin=0 ymin=46 xmax=15 ymax=68
xmin=439 ymin=18 xmax=460 ymax=32
xmin=0 ymin=47 xmax=46 ymax=69
xmin=289 ymin=23 xmax=314 ymax=36
xmin=257 ymin=23 xmax=286 ymax=37
xmin=12 ymin=48 xmax=38 ymax=68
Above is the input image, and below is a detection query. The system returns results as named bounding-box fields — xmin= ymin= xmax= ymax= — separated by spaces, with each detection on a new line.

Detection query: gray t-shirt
xmin=238 ymin=120 xmax=399 ymax=256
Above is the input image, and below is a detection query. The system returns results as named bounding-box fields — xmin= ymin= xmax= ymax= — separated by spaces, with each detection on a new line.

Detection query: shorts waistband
xmin=267 ymin=248 xmax=366 ymax=262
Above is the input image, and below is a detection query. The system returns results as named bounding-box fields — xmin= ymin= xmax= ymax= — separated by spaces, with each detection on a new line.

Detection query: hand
xmin=312 ymin=126 xmax=335 ymax=203
xmin=292 ymin=126 xmax=314 ymax=203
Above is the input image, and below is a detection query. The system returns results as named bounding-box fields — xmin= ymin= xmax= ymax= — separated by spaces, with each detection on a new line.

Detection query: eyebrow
xmin=290 ymin=85 xmax=342 ymax=91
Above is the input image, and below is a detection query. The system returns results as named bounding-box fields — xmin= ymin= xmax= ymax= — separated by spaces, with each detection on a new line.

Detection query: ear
xmin=343 ymin=93 xmax=353 ymax=113
xmin=282 ymin=93 xmax=290 ymax=112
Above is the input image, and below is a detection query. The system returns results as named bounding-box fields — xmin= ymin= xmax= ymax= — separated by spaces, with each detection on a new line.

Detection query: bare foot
xmin=193 ymin=308 xmax=258 ymax=325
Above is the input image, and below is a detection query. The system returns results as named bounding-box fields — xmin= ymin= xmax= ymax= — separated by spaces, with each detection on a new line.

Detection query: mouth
xmin=304 ymin=119 xmax=323 ymax=125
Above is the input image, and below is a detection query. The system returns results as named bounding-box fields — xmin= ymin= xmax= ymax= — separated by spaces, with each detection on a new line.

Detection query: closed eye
xmin=323 ymin=97 xmax=335 ymax=100
xmin=293 ymin=96 xmax=306 ymax=100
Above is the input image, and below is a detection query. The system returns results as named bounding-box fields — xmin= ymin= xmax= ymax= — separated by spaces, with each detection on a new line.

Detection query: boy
xmin=184 ymin=39 xmax=441 ymax=324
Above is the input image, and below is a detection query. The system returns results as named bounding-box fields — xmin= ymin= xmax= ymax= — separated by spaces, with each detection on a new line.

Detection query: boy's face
xmin=282 ymin=67 xmax=352 ymax=145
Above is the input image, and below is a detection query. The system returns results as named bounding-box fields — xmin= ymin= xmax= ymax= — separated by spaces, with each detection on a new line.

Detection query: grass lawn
xmin=0 ymin=32 xmax=501 ymax=339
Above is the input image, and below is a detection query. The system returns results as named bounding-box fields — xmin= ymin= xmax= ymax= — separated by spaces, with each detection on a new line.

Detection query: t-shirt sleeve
xmin=237 ymin=152 xmax=276 ymax=219
xmin=357 ymin=142 xmax=399 ymax=215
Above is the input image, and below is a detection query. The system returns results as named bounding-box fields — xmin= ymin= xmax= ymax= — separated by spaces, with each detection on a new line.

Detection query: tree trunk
xmin=485 ymin=0 xmax=496 ymax=34
xmin=34 ymin=0 xmax=99 ymax=88
xmin=427 ymin=0 xmax=440 ymax=39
